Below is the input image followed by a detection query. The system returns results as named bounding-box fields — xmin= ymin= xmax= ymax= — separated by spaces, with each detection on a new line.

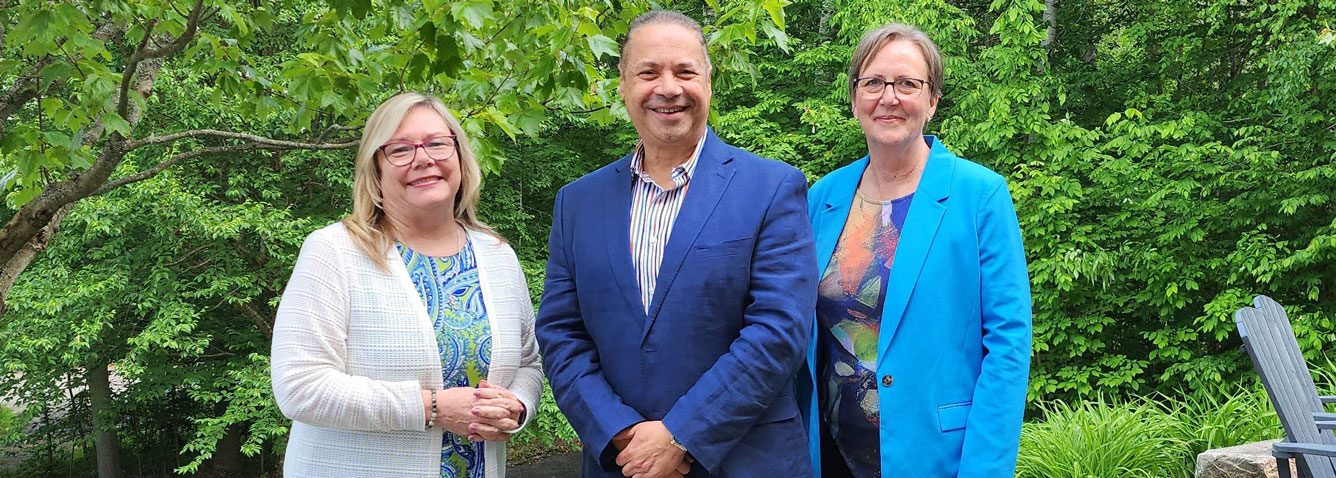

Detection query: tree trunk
xmin=1042 ymin=0 xmax=1057 ymax=47
xmin=211 ymin=425 xmax=244 ymax=477
xmin=0 ymin=203 xmax=73 ymax=317
xmin=1041 ymin=0 xmax=1058 ymax=73
xmin=86 ymin=361 xmax=123 ymax=478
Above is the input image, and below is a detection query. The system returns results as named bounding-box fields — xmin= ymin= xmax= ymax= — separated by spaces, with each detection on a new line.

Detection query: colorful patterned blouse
xmin=814 ymin=190 xmax=913 ymax=477
xmin=398 ymin=239 xmax=492 ymax=478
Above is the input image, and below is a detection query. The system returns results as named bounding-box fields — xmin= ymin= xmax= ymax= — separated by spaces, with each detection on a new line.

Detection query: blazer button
xmin=881 ymin=375 xmax=894 ymax=387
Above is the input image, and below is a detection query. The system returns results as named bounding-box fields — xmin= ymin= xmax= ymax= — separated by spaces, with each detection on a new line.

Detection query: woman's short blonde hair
xmin=848 ymin=23 xmax=944 ymax=103
xmin=342 ymin=92 xmax=500 ymax=270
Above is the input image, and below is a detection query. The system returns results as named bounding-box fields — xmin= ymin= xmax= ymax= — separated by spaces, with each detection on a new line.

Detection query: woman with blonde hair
xmin=272 ymin=92 xmax=542 ymax=478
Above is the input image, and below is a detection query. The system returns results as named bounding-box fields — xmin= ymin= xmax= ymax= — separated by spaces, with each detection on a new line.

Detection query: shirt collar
xmin=629 ymin=132 xmax=707 ymax=183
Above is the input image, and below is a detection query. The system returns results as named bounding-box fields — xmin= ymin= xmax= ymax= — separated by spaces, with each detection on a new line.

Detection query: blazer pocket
xmin=937 ymin=401 xmax=972 ymax=432
xmin=692 ymin=237 xmax=751 ymax=258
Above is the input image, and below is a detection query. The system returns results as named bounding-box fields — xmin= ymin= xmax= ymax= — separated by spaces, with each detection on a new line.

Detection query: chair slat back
xmin=1236 ymin=295 xmax=1336 ymax=478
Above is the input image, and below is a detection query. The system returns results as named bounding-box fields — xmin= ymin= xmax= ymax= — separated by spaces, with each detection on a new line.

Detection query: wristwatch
xmin=669 ymin=434 xmax=688 ymax=454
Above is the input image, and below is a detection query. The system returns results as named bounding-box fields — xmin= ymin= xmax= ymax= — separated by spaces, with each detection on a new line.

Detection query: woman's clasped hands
xmin=425 ymin=380 xmax=525 ymax=442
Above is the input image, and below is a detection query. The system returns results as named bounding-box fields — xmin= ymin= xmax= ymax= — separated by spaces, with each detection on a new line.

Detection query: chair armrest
xmin=1314 ymin=412 xmax=1336 ymax=430
xmin=1274 ymin=442 xmax=1336 ymax=457
xmin=1322 ymin=395 xmax=1336 ymax=405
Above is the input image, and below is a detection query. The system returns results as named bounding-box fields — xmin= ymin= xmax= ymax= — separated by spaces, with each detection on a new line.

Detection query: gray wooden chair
xmin=1236 ymin=295 xmax=1336 ymax=478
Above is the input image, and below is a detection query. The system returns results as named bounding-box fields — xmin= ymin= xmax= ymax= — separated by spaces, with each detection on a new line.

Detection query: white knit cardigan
xmin=271 ymin=223 xmax=543 ymax=478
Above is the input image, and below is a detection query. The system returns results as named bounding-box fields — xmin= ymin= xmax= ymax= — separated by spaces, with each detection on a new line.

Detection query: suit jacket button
xmin=881 ymin=375 xmax=894 ymax=387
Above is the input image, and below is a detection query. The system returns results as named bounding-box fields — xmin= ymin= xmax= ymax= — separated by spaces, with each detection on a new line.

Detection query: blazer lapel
xmin=814 ymin=158 xmax=864 ymax=278
xmin=642 ymin=129 xmax=733 ymax=341
xmin=604 ymin=154 xmax=648 ymax=321
xmin=876 ymin=137 xmax=954 ymax=367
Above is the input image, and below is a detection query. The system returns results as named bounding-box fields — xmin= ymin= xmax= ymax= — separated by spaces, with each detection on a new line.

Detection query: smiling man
xmin=535 ymin=10 xmax=818 ymax=478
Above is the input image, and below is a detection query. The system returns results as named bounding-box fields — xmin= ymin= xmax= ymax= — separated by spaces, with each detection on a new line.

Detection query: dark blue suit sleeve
xmin=957 ymin=181 xmax=1032 ymax=477
xmin=660 ymin=168 xmax=818 ymax=473
xmin=535 ymin=190 xmax=646 ymax=471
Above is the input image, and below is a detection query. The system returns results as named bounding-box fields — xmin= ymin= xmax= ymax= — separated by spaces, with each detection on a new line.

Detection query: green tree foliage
xmin=0 ymin=0 xmax=788 ymax=474
xmin=2 ymin=0 xmax=1333 ymax=475
xmin=714 ymin=0 xmax=1336 ymax=402
xmin=0 ymin=0 xmax=788 ymax=311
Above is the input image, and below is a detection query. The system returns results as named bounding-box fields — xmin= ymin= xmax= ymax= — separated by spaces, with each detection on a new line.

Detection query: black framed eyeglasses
xmin=377 ymin=135 xmax=458 ymax=166
xmin=852 ymin=77 xmax=932 ymax=98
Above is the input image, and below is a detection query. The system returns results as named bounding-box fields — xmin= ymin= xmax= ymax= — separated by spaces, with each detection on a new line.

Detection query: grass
xmin=1017 ymin=397 xmax=1190 ymax=478
xmin=1161 ymin=385 xmax=1282 ymax=462
xmin=1013 ymin=358 xmax=1336 ymax=478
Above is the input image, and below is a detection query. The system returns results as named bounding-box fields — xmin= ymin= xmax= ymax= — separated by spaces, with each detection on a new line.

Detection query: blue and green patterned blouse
xmin=398 ymin=239 xmax=492 ymax=478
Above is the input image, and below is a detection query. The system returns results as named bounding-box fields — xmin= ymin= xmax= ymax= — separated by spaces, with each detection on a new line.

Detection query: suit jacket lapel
xmin=876 ymin=137 xmax=954 ymax=367
xmin=642 ymin=129 xmax=733 ymax=341
xmin=604 ymin=154 xmax=648 ymax=321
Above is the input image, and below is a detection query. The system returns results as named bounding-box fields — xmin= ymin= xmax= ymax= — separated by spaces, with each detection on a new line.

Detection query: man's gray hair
xmin=618 ymin=10 xmax=712 ymax=72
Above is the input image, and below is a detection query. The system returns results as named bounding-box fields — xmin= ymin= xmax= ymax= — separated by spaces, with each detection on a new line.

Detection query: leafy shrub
xmin=507 ymin=383 xmax=581 ymax=464
xmin=1017 ymin=398 xmax=1190 ymax=478
xmin=0 ymin=406 xmax=12 ymax=435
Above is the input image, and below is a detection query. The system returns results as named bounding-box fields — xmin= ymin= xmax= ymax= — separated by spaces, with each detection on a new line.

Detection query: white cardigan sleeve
xmin=508 ymin=259 xmax=545 ymax=433
xmin=270 ymin=230 xmax=425 ymax=432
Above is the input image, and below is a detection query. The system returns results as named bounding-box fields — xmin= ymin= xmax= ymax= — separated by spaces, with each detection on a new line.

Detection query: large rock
xmin=1197 ymin=439 xmax=1299 ymax=478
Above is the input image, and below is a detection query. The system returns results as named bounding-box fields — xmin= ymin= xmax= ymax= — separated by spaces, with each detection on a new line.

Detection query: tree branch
xmin=0 ymin=57 xmax=55 ymax=139
xmin=163 ymin=244 xmax=211 ymax=268
xmin=316 ymin=124 xmax=361 ymax=142
xmin=117 ymin=0 xmax=204 ymax=121
xmin=545 ymin=103 xmax=611 ymax=115
xmin=234 ymin=300 xmax=273 ymax=340
xmin=0 ymin=203 xmax=75 ymax=317
xmin=130 ymin=0 xmax=205 ymax=63
xmin=55 ymin=40 xmax=87 ymax=78
xmin=98 ymin=138 xmax=359 ymax=195
xmin=2 ymin=20 xmax=125 ymax=141
xmin=126 ymin=129 xmax=358 ymax=150
xmin=465 ymin=68 xmax=517 ymax=119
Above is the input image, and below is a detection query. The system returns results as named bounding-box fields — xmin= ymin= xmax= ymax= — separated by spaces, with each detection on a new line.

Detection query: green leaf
xmin=762 ymin=0 xmax=787 ymax=30
xmin=452 ymin=1 xmax=493 ymax=29
xmin=102 ymin=113 xmax=132 ymax=137
xmin=576 ymin=22 xmax=601 ymax=38
xmin=326 ymin=0 xmax=372 ymax=18
xmin=433 ymin=31 xmax=464 ymax=76
xmin=12 ymin=9 xmax=55 ymax=56
xmin=587 ymin=34 xmax=619 ymax=60
xmin=760 ymin=22 xmax=790 ymax=53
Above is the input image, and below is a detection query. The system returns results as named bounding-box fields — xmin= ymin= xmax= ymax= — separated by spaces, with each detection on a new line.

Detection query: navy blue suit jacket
xmin=536 ymin=129 xmax=817 ymax=477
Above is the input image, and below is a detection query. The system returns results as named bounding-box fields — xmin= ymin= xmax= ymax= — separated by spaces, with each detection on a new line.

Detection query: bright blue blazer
xmin=798 ymin=136 xmax=1032 ymax=477
xmin=537 ymin=129 xmax=817 ymax=477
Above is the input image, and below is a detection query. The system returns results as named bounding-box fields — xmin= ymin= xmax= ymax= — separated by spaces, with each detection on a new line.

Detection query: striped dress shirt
xmin=628 ymin=135 xmax=706 ymax=313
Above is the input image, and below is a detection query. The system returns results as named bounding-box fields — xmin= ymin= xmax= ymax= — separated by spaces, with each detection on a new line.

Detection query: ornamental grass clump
xmin=1161 ymin=384 xmax=1281 ymax=463
xmin=1017 ymin=398 xmax=1190 ymax=478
